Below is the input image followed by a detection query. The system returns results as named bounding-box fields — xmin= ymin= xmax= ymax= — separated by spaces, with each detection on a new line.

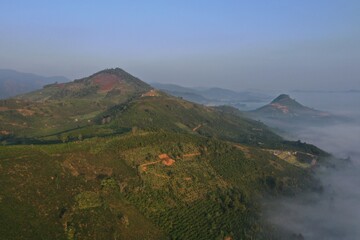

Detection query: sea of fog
xmin=263 ymin=92 xmax=360 ymax=240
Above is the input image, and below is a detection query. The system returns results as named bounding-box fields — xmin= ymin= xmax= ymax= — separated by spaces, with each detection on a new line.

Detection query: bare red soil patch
xmin=158 ymin=154 xmax=169 ymax=159
xmin=139 ymin=154 xmax=176 ymax=173
xmin=183 ymin=152 xmax=200 ymax=158
xmin=92 ymin=73 xmax=121 ymax=92
xmin=0 ymin=107 xmax=9 ymax=111
xmin=159 ymin=154 xmax=175 ymax=166
xmin=270 ymin=103 xmax=289 ymax=114
xmin=139 ymin=160 xmax=161 ymax=172
xmin=141 ymin=89 xmax=159 ymax=97
xmin=0 ymin=130 xmax=11 ymax=135
xmin=16 ymin=109 xmax=35 ymax=116
xmin=162 ymin=158 xmax=175 ymax=166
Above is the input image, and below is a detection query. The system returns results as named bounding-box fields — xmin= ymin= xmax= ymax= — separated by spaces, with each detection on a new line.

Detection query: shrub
xmin=75 ymin=191 xmax=102 ymax=209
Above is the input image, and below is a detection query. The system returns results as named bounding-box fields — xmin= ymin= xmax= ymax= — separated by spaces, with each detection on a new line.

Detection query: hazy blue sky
xmin=0 ymin=0 xmax=359 ymax=91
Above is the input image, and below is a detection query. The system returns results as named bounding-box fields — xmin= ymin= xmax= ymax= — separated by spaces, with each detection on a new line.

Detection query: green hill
xmin=19 ymin=68 xmax=151 ymax=101
xmin=0 ymin=68 xmax=284 ymax=148
xmin=0 ymin=131 xmax=323 ymax=240
xmin=0 ymin=69 xmax=328 ymax=239
xmin=0 ymin=68 xmax=152 ymax=141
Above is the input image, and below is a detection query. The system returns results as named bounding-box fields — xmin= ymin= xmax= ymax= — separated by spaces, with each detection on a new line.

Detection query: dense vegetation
xmin=0 ymin=131 xmax=320 ymax=239
xmin=0 ymin=68 xmax=326 ymax=239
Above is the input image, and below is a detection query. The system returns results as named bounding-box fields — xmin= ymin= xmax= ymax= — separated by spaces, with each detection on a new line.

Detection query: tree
xmin=61 ymin=134 xmax=69 ymax=143
xmin=78 ymin=134 xmax=83 ymax=141
xmin=132 ymin=126 xmax=138 ymax=134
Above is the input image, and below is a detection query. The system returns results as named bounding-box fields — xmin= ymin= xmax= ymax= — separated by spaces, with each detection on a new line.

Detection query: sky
xmin=0 ymin=0 xmax=359 ymax=91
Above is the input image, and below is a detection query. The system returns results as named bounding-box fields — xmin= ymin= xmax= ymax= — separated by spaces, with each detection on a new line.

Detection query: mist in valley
xmin=261 ymin=92 xmax=360 ymax=240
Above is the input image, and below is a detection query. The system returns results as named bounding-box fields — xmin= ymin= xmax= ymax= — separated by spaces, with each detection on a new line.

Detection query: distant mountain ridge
xmin=292 ymin=89 xmax=360 ymax=93
xmin=0 ymin=69 xmax=69 ymax=99
xmin=151 ymin=82 xmax=271 ymax=108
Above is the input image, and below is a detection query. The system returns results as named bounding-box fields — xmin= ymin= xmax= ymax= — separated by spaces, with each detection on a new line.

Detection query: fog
xmin=263 ymin=92 xmax=360 ymax=240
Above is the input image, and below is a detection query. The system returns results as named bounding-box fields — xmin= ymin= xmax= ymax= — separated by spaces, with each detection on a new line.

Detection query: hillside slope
xmin=0 ymin=68 xmax=152 ymax=140
xmin=0 ymin=68 xmax=286 ymax=149
xmin=0 ymin=131 xmax=322 ymax=240
xmin=0 ymin=68 xmax=328 ymax=239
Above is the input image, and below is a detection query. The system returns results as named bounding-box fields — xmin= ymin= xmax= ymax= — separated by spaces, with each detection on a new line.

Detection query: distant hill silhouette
xmin=0 ymin=69 xmax=69 ymax=99
xmin=253 ymin=94 xmax=330 ymax=118
xmin=151 ymin=82 xmax=271 ymax=108
xmin=248 ymin=94 xmax=350 ymax=128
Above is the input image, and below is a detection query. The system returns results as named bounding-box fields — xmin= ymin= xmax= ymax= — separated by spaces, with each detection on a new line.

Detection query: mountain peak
xmin=86 ymin=68 xmax=151 ymax=92
xmin=269 ymin=94 xmax=304 ymax=109
xmin=18 ymin=67 xmax=152 ymax=101
xmin=252 ymin=93 xmax=331 ymax=120
xmin=271 ymin=94 xmax=292 ymax=103
xmin=91 ymin=67 xmax=129 ymax=77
